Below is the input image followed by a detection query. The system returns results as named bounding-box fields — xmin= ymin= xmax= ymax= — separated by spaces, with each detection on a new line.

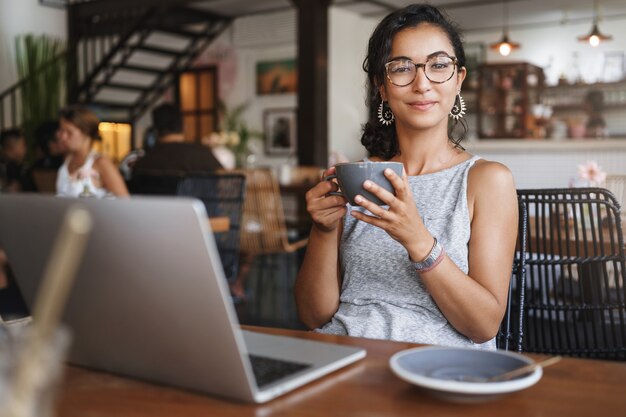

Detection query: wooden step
xmin=135 ymin=44 xmax=183 ymax=57
xmin=118 ymin=64 xmax=164 ymax=74
xmin=104 ymin=82 xmax=151 ymax=92
xmin=153 ymin=25 xmax=203 ymax=39
xmin=89 ymin=100 xmax=134 ymax=109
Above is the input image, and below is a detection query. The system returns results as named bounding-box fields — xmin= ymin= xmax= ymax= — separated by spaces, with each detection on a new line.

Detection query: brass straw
xmin=7 ymin=205 xmax=92 ymax=417
xmin=487 ymin=355 xmax=562 ymax=382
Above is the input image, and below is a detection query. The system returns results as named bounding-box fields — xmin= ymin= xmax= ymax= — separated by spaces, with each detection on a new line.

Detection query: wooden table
xmin=56 ymin=326 xmax=626 ymax=417
xmin=208 ymin=216 xmax=230 ymax=233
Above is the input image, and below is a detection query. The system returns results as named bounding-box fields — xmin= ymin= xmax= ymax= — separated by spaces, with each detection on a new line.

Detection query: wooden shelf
xmin=477 ymin=62 xmax=545 ymax=139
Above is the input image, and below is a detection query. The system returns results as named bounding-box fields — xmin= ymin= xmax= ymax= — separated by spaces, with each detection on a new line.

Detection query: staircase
xmin=0 ymin=1 xmax=231 ymax=130
xmin=69 ymin=2 xmax=231 ymax=122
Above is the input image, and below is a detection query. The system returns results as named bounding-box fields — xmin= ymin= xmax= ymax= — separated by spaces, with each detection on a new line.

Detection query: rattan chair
xmin=497 ymin=199 xmax=527 ymax=352
xmin=517 ymin=188 xmax=626 ymax=360
xmin=240 ymin=168 xmax=308 ymax=256
xmin=238 ymin=168 xmax=308 ymax=325
xmin=176 ymin=173 xmax=246 ymax=285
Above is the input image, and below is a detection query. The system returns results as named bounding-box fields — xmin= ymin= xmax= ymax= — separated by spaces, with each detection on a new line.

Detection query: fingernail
xmin=363 ymin=180 xmax=372 ymax=188
xmin=354 ymin=195 xmax=363 ymax=204
xmin=385 ymin=168 xmax=393 ymax=175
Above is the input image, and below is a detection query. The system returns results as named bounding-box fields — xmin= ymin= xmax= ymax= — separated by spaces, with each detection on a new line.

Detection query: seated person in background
xmin=32 ymin=120 xmax=65 ymax=170
xmin=0 ymin=128 xmax=35 ymax=192
xmin=119 ymin=126 xmax=156 ymax=181
xmin=584 ymin=90 xmax=608 ymax=138
xmin=133 ymin=103 xmax=223 ymax=176
xmin=56 ymin=105 xmax=129 ymax=198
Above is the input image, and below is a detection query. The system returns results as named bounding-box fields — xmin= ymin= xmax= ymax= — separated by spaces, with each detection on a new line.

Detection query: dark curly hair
xmin=361 ymin=4 xmax=467 ymax=160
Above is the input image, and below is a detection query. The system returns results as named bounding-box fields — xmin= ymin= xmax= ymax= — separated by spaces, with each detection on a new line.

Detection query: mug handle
xmin=323 ymin=174 xmax=343 ymax=197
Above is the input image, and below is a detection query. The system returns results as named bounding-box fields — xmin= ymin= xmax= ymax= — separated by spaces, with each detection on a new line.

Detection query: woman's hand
xmin=350 ymin=168 xmax=432 ymax=260
xmin=305 ymin=166 xmax=348 ymax=233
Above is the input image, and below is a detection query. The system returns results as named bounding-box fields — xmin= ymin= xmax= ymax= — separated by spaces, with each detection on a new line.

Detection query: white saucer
xmin=389 ymin=346 xmax=542 ymax=403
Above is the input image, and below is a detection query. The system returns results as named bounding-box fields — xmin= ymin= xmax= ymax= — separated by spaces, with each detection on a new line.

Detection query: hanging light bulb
xmin=489 ymin=0 xmax=520 ymax=57
xmin=578 ymin=0 xmax=612 ymax=47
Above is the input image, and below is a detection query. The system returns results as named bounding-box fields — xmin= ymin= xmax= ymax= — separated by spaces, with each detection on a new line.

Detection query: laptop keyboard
xmin=248 ymin=354 xmax=312 ymax=388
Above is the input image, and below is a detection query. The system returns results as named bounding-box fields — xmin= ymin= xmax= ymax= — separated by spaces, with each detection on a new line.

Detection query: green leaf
xmin=13 ymin=33 xmax=66 ymax=162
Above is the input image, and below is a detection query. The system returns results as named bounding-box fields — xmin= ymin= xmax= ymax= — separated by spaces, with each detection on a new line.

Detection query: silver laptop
xmin=0 ymin=194 xmax=365 ymax=403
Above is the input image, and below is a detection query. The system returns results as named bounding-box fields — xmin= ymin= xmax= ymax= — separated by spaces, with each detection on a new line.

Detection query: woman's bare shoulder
xmin=467 ymin=158 xmax=516 ymax=204
xmin=470 ymin=159 xmax=514 ymax=187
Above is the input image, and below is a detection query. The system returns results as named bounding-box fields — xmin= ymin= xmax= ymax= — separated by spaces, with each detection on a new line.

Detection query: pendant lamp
xmin=489 ymin=0 xmax=520 ymax=57
xmin=578 ymin=0 xmax=612 ymax=47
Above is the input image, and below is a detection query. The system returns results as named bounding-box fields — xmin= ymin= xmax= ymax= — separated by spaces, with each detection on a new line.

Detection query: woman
xmin=295 ymin=4 xmax=518 ymax=349
xmin=56 ymin=105 xmax=129 ymax=197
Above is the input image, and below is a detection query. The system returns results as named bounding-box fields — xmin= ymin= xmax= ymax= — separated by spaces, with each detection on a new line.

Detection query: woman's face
xmin=380 ymin=23 xmax=466 ymax=134
xmin=58 ymin=118 xmax=90 ymax=152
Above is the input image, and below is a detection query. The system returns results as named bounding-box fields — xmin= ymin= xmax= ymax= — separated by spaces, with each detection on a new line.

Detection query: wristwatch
xmin=411 ymin=238 xmax=444 ymax=272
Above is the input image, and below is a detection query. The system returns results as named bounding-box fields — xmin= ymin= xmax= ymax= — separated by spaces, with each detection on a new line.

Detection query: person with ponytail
xmin=56 ymin=105 xmax=129 ymax=198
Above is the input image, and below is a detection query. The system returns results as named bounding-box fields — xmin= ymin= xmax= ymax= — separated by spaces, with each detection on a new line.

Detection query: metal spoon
xmin=459 ymin=355 xmax=562 ymax=383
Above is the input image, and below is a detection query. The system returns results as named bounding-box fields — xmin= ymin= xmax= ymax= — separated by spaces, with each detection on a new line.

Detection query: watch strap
xmin=411 ymin=238 xmax=445 ymax=273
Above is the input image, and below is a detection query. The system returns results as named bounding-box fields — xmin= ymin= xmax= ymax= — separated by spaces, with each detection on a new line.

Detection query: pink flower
xmin=577 ymin=160 xmax=606 ymax=186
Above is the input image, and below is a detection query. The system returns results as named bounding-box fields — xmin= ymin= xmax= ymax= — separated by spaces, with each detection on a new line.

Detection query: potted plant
xmin=206 ymin=101 xmax=262 ymax=168
xmin=14 ymin=34 xmax=66 ymax=161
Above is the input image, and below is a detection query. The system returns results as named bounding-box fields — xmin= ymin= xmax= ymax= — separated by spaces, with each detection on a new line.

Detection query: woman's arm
xmin=419 ymin=161 xmax=517 ymax=342
xmin=351 ymin=161 xmax=518 ymax=343
xmin=94 ymin=156 xmax=129 ymax=197
xmin=295 ymin=167 xmax=347 ymax=329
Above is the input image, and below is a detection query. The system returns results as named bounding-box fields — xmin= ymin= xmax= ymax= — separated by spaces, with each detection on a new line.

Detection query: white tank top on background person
xmin=56 ymin=151 xmax=109 ymax=198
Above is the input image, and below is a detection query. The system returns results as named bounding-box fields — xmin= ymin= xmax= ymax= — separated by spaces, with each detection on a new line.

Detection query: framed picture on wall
xmin=264 ymin=108 xmax=297 ymax=155
xmin=256 ymin=59 xmax=298 ymax=95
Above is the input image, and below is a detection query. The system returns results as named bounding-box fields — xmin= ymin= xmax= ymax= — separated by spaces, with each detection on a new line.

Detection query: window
xmin=177 ymin=67 xmax=218 ymax=143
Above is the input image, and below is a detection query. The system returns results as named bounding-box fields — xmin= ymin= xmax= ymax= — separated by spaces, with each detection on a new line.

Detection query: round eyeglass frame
xmin=384 ymin=56 xmax=458 ymax=86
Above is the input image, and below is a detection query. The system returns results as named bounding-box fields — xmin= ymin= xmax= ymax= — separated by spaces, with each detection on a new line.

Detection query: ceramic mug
xmin=324 ymin=161 xmax=403 ymax=206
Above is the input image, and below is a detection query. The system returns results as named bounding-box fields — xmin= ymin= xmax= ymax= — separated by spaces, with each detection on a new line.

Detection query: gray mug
xmin=324 ymin=161 xmax=403 ymax=206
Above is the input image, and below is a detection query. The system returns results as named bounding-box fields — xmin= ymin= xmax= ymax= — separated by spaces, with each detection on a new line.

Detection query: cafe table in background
xmin=56 ymin=326 xmax=626 ymax=417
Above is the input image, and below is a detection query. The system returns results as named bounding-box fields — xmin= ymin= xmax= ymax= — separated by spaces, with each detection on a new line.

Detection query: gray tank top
xmin=317 ymin=155 xmax=496 ymax=350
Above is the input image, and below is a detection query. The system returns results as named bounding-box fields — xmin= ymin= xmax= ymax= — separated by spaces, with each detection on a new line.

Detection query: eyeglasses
xmin=384 ymin=55 xmax=458 ymax=86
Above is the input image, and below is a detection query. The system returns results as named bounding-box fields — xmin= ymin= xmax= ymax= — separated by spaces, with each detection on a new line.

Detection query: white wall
xmin=328 ymin=7 xmax=375 ymax=163
xmin=0 ymin=0 xmax=66 ymax=92
xmin=466 ymin=141 xmax=626 ymax=189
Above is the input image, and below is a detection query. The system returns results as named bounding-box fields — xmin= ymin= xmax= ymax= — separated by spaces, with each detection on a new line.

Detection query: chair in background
xmin=238 ymin=168 xmax=309 ymax=326
xmin=31 ymin=169 xmax=58 ymax=193
xmin=176 ymin=173 xmax=246 ymax=286
xmin=497 ymin=199 xmax=527 ymax=352
xmin=128 ymin=171 xmax=185 ymax=195
xmin=517 ymin=188 xmax=626 ymax=360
